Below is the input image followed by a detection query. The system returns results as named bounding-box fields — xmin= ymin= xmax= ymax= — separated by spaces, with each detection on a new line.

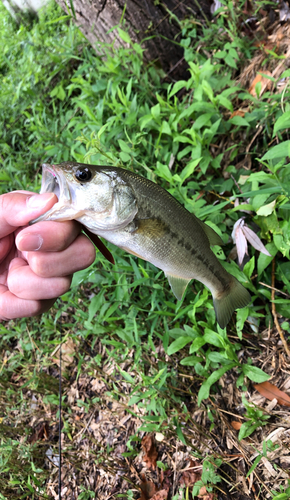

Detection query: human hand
xmin=0 ymin=191 xmax=96 ymax=321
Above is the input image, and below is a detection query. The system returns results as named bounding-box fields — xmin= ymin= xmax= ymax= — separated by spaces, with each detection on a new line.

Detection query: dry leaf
xmin=249 ymin=71 xmax=272 ymax=96
xmin=151 ymin=490 xmax=168 ymax=500
xmin=141 ymin=434 xmax=158 ymax=469
xmin=254 ymin=381 xmax=290 ymax=407
xmin=180 ymin=459 xmax=202 ymax=487
xmin=242 ymin=225 xmax=271 ymax=256
xmin=231 ymin=421 xmax=242 ymax=430
xmin=280 ymin=1 xmax=290 ymax=21
xmin=210 ymin=0 xmax=223 ymax=14
xmin=52 ymin=338 xmax=76 ymax=368
xmin=28 ymin=421 xmax=50 ymax=444
xmin=232 ymin=218 xmax=271 ymax=266
xmin=139 ymin=475 xmax=157 ymax=500
xmin=235 ymin=225 xmax=248 ymax=266
xmin=230 ymin=109 xmax=245 ymax=118
xmin=198 ymin=493 xmax=216 ymax=500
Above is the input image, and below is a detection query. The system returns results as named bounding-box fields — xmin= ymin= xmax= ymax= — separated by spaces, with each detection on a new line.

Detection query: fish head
xmin=30 ymin=162 xmax=138 ymax=232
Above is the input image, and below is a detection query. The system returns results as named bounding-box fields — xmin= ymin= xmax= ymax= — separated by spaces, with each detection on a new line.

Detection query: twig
xmin=271 ymin=259 xmax=290 ymax=357
xmin=259 ymin=281 xmax=290 ymax=298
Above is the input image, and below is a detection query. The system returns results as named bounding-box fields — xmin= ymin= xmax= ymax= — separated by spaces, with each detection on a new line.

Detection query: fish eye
xmin=75 ymin=167 xmax=92 ymax=183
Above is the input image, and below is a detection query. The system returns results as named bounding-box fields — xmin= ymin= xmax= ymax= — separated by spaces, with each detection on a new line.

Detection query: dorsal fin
xmin=196 ymin=219 xmax=224 ymax=246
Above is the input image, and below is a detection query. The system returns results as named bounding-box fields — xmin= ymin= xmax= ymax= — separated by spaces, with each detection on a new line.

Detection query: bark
xmin=54 ymin=0 xmax=212 ymax=78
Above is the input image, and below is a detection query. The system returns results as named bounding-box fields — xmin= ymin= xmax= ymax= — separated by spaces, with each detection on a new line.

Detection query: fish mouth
xmin=29 ymin=163 xmax=72 ymax=225
xmin=40 ymin=164 xmax=71 ymax=202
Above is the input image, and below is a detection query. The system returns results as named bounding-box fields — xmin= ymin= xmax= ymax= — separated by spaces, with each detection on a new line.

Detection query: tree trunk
xmin=54 ymin=0 xmax=211 ymax=78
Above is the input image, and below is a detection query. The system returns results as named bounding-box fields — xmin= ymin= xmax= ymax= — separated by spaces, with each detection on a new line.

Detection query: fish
xmin=30 ymin=162 xmax=251 ymax=328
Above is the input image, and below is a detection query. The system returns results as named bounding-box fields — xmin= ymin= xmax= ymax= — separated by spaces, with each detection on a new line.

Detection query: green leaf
xmin=203 ymin=329 xmax=224 ymax=348
xmin=217 ymin=95 xmax=233 ymax=111
xmin=242 ymin=364 xmax=270 ymax=383
xmin=168 ymin=80 xmax=187 ymax=98
xmin=180 ymin=158 xmax=201 ymax=183
xmin=180 ymin=355 xmax=203 ymax=366
xmin=189 ymin=336 xmax=207 ymax=353
xmin=151 ymin=104 xmax=160 ymax=121
xmin=117 ymin=28 xmax=132 ymax=44
xmin=176 ymin=422 xmax=187 ymax=445
xmin=167 ymin=336 xmax=192 ymax=356
xmin=243 ymin=257 xmax=255 ymax=279
xmin=272 ymin=493 xmax=290 ymax=500
xmin=77 ymin=101 xmax=97 ymax=121
xmin=262 ymin=141 xmax=290 ymax=160
xmin=118 ymin=368 xmax=135 ymax=384
xmin=161 ymin=121 xmax=171 ymax=135
xmin=230 ymin=115 xmax=250 ymax=126
xmin=193 ymin=113 xmax=213 ymax=130
xmin=273 ymin=111 xmax=290 ymax=135
xmin=257 ymin=242 xmax=277 ymax=275
xmin=197 ymin=363 xmax=236 ymax=405
xmin=256 ymin=199 xmax=276 ymax=216
xmin=118 ymin=139 xmax=131 ymax=153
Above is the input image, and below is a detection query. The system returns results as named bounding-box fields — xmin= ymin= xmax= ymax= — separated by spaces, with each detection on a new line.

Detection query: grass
xmin=1 ymin=1 xmax=290 ymax=498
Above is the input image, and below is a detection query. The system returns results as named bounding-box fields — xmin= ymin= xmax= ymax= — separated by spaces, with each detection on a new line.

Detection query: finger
xmin=7 ymin=258 xmax=72 ymax=300
xmin=16 ymin=220 xmax=82 ymax=253
xmin=0 ymin=284 xmax=55 ymax=320
xmin=24 ymin=234 xmax=96 ymax=278
xmin=0 ymin=234 xmax=14 ymax=264
xmin=0 ymin=192 xmax=57 ymax=239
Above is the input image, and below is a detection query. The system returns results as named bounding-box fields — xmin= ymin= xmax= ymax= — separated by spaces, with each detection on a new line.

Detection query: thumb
xmin=0 ymin=192 xmax=57 ymax=239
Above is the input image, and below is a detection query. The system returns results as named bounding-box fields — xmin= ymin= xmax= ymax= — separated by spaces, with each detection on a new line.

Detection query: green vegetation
xmin=1 ymin=1 xmax=290 ymax=498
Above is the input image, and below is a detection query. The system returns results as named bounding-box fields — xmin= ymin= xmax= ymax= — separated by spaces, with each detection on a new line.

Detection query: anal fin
xmin=166 ymin=274 xmax=191 ymax=301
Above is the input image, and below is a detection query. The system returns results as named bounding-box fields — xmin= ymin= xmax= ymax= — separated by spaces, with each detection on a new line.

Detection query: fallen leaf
xmin=242 ymin=225 xmax=271 ymax=256
xmin=28 ymin=421 xmax=50 ymax=444
xmin=232 ymin=218 xmax=271 ymax=266
xmin=280 ymin=0 xmax=290 ymax=21
xmin=210 ymin=0 xmax=223 ymax=14
xmin=198 ymin=493 xmax=216 ymax=500
xmin=231 ymin=421 xmax=242 ymax=430
xmin=254 ymin=381 xmax=290 ymax=407
xmin=230 ymin=110 xmax=245 ymax=118
xmin=52 ymin=338 xmax=76 ymax=368
xmin=160 ymin=469 xmax=171 ymax=492
xmin=142 ymin=434 xmax=158 ymax=469
xmin=248 ymin=72 xmax=272 ymax=96
xmin=180 ymin=459 xmax=202 ymax=487
xmin=151 ymin=490 xmax=168 ymax=500
xmin=139 ymin=476 xmax=158 ymax=500
xmin=235 ymin=224 xmax=248 ymax=266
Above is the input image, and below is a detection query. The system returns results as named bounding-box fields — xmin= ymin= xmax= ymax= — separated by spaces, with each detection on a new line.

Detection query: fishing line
xmin=58 ymin=326 xmax=62 ymax=500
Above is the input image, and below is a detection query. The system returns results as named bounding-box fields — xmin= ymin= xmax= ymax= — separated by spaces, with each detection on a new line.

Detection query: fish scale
xmin=30 ymin=162 xmax=251 ymax=328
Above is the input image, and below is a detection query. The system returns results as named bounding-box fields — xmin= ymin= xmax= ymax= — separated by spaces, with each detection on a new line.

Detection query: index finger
xmin=0 ymin=192 xmax=57 ymax=239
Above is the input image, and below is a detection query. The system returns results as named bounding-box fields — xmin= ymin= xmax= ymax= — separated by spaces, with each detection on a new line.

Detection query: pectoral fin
xmin=82 ymin=227 xmax=115 ymax=264
xmin=166 ymin=274 xmax=191 ymax=301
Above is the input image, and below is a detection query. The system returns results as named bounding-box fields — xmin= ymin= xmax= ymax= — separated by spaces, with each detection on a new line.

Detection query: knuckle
xmin=84 ymin=243 xmax=96 ymax=267
xmin=56 ymin=276 xmax=72 ymax=296
xmin=29 ymin=254 xmax=52 ymax=277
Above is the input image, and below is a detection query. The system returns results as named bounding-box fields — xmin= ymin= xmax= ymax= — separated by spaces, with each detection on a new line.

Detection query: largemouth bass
xmin=30 ymin=162 xmax=251 ymax=328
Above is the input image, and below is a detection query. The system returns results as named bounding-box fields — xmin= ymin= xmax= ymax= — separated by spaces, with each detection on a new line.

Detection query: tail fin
xmin=213 ymin=277 xmax=251 ymax=329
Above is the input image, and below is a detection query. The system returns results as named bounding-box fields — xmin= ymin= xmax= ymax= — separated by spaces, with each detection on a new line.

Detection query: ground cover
xmin=1 ymin=1 xmax=290 ymax=498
